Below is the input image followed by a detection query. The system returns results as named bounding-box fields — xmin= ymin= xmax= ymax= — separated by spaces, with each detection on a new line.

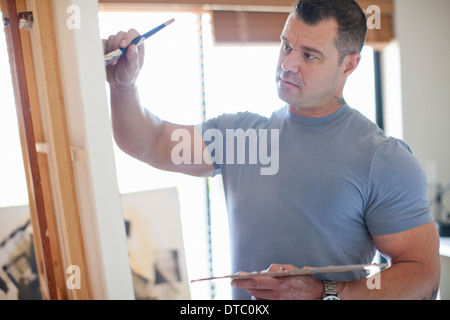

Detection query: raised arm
xmin=104 ymin=29 xmax=214 ymax=177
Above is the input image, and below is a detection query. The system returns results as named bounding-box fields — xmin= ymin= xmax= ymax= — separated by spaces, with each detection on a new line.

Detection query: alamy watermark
xmin=66 ymin=265 xmax=81 ymax=290
xmin=171 ymin=128 xmax=280 ymax=176
xmin=66 ymin=5 xmax=81 ymax=30
xmin=367 ymin=271 xmax=382 ymax=290
xmin=367 ymin=5 xmax=382 ymax=30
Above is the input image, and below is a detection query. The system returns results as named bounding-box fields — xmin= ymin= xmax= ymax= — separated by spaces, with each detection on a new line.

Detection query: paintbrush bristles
xmin=104 ymin=48 xmax=122 ymax=60
xmin=104 ymin=49 xmax=123 ymax=66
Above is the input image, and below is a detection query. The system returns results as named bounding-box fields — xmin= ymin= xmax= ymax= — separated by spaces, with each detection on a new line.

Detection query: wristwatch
xmin=322 ymin=280 xmax=340 ymax=300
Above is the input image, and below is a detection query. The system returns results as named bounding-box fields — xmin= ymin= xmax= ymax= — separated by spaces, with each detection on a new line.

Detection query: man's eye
xmin=305 ymin=52 xmax=317 ymax=60
xmin=282 ymin=44 xmax=291 ymax=51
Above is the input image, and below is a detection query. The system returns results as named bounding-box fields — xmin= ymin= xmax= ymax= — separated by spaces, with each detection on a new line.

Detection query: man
xmin=105 ymin=0 xmax=440 ymax=300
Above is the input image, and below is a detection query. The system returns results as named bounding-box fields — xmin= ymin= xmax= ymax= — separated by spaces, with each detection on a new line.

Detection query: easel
xmin=1 ymin=0 xmax=91 ymax=300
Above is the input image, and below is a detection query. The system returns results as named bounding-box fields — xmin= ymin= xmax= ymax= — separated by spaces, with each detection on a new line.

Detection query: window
xmin=345 ymin=46 xmax=376 ymax=123
xmin=0 ymin=22 xmax=29 ymax=209
xmin=99 ymin=11 xmax=213 ymax=300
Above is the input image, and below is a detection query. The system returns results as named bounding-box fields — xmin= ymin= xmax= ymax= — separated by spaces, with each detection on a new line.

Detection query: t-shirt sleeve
xmin=365 ymin=138 xmax=434 ymax=236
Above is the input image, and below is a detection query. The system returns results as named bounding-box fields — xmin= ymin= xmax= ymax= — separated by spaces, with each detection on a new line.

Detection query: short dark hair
xmin=293 ymin=0 xmax=367 ymax=63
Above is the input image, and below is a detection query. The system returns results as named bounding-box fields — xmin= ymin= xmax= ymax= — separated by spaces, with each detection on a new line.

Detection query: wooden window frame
xmin=98 ymin=0 xmax=394 ymax=49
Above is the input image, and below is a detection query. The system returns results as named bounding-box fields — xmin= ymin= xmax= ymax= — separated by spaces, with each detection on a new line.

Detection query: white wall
xmin=395 ymin=0 xmax=450 ymax=300
xmin=51 ymin=0 xmax=134 ymax=299
xmin=395 ymin=0 xmax=450 ymax=190
xmin=382 ymin=40 xmax=403 ymax=140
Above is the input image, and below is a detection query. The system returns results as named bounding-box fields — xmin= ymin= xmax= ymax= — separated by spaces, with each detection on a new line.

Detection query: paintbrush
xmin=104 ymin=18 xmax=175 ymax=66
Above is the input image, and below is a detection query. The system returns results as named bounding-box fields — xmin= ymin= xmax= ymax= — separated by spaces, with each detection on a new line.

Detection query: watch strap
xmin=322 ymin=280 xmax=339 ymax=299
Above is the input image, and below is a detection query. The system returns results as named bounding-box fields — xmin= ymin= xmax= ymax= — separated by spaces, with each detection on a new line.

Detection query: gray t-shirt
xmin=200 ymin=104 xmax=433 ymax=300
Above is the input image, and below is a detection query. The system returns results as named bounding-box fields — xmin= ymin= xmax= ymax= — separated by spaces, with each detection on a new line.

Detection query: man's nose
xmin=281 ymin=52 xmax=300 ymax=74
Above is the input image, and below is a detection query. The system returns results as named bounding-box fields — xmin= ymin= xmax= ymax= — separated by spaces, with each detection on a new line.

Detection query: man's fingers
xmin=121 ymin=28 xmax=141 ymax=48
xmin=125 ymin=44 xmax=140 ymax=69
xmin=232 ymin=276 xmax=279 ymax=290
xmin=125 ymin=44 xmax=138 ymax=58
xmin=231 ymin=264 xmax=300 ymax=289
xmin=233 ymin=278 xmax=284 ymax=300
xmin=105 ymin=29 xmax=143 ymax=68
xmin=111 ymin=31 xmax=126 ymax=52
xmin=104 ymin=30 xmax=134 ymax=54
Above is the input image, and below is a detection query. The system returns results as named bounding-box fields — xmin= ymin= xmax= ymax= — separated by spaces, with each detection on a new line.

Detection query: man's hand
xmin=104 ymin=29 xmax=145 ymax=88
xmin=231 ymin=264 xmax=324 ymax=300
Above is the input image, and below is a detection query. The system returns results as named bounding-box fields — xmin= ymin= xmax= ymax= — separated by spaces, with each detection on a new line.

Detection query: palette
xmin=191 ymin=263 xmax=389 ymax=283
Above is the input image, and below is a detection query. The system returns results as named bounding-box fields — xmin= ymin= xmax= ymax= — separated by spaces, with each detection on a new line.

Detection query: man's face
xmin=276 ymin=15 xmax=345 ymax=112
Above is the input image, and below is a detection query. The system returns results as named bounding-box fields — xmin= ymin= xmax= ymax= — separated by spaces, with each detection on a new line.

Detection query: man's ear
xmin=341 ymin=53 xmax=361 ymax=79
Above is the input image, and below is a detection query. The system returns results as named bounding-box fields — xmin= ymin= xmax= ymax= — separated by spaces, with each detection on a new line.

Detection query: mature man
xmin=105 ymin=0 xmax=440 ymax=300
